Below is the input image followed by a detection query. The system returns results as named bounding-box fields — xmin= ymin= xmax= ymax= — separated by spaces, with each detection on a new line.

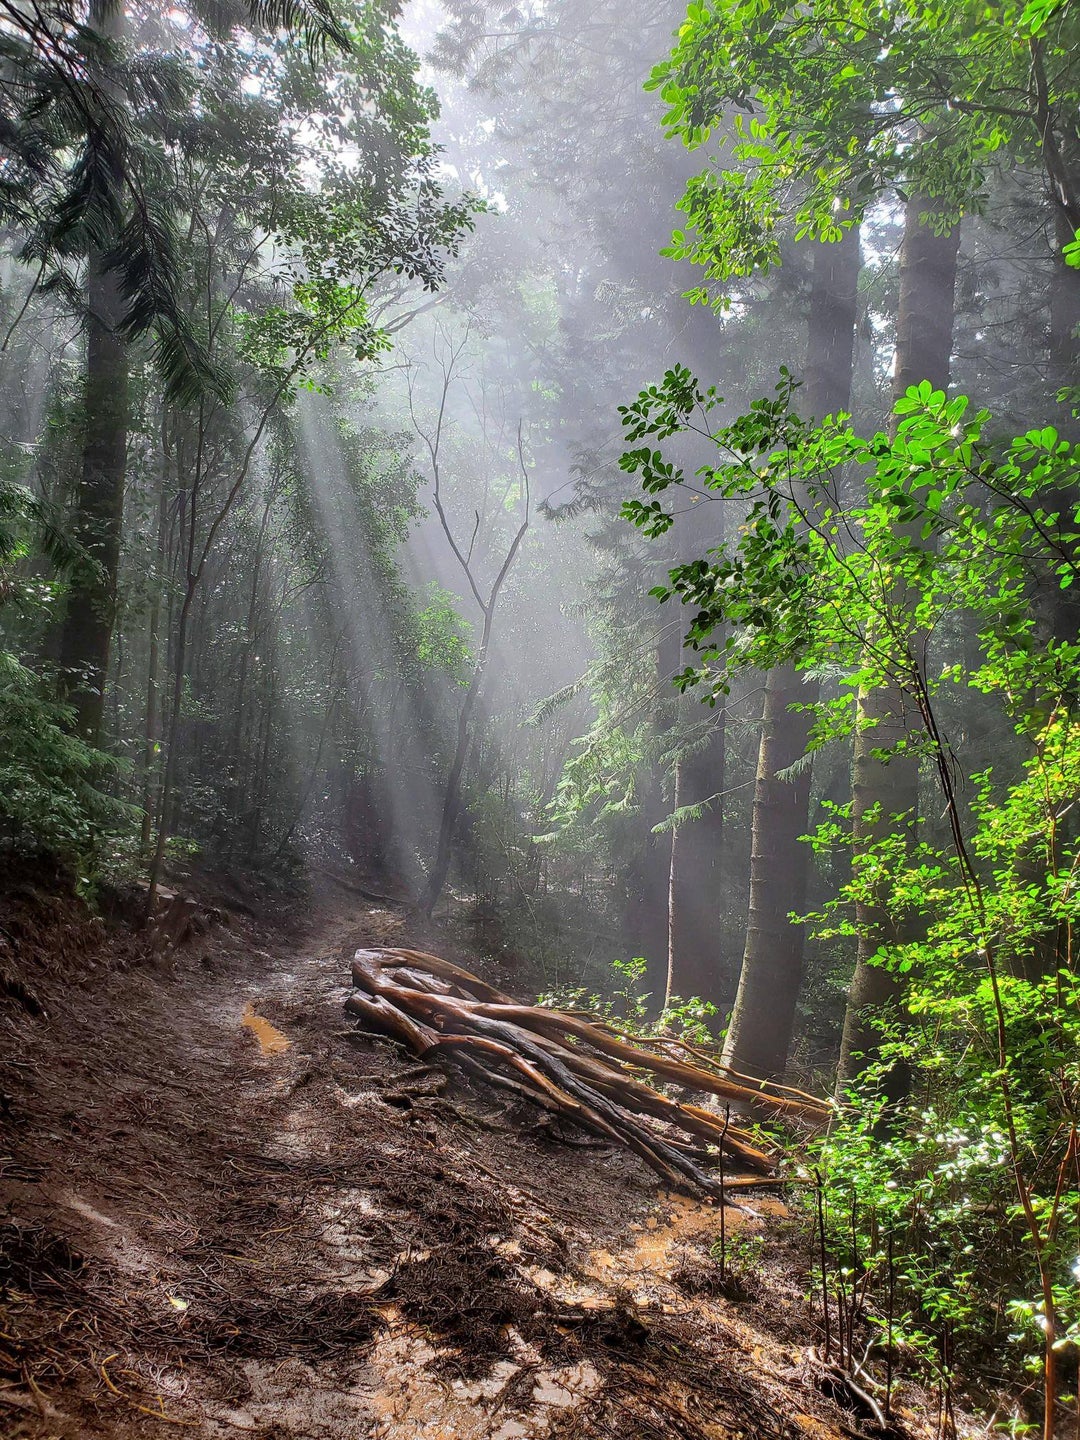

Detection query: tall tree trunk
xmin=665 ymin=715 xmax=726 ymax=1006
xmin=1050 ymin=208 xmax=1080 ymax=397
xmin=1037 ymin=204 xmax=1080 ymax=639
xmin=624 ymin=622 xmax=680 ymax=989
xmin=228 ymin=494 xmax=273 ymax=846
xmin=890 ymin=200 xmax=961 ymax=401
xmin=722 ymin=225 xmax=861 ymax=1079
xmin=58 ymin=249 xmax=129 ymax=744
xmin=419 ymin=653 xmax=489 ymax=915
xmin=665 ymin=499 xmax=727 ymax=1010
xmin=836 ymin=197 xmax=960 ymax=1094
xmin=147 ymin=580 xmax=195 ymax=905
xmin=140 ymin=451 xmax=170 ymax=855
xmin=1012 ymin=203 xmax=1080 ymax=973
xmin=57 ymin=0 xmax=127 ymax=746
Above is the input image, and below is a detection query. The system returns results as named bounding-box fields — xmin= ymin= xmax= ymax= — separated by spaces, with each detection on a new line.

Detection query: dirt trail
xmin=1 ymin=886 xmax=897 ymax=1440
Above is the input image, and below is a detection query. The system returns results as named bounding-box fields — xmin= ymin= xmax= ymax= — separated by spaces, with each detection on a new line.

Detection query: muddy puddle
xmin=592 ymin=1190 xmax=723 ymax=1282
xmin=241 ymin=1001 xmax=291 ymax=1055
xmin=591 ymin=1187 xmax=787 ymax=1287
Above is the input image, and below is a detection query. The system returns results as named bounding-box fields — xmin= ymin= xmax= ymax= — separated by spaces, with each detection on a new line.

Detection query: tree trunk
xmin=665 ymin=713 xmax=726 ymax=1007
xmin=140 ymin=476 xmax=169 ymax=856
xmin=722 ymin=225 xmax=861 ymax=1079
xmin=662 ymin=464 xmax=730 ymax=1008
xmin=1050 ymin=207 xmax=1080 ymax=396
xmin=419 ymin=654 xmax=488 ymax=915
xmin=228 ymin=493 xmax=272 ymax=846
xmin=146 ymin=581 xmax=194 ymax=909
xmin=57 ymin=0 xmax=127 ymax=746
xmin=890 ymin=199 xmax=961 ymax=401
xmin=836 ymin=197 xmax=960 ymax=1094
xmin=58 ymin=248 xmax=129 ymax=744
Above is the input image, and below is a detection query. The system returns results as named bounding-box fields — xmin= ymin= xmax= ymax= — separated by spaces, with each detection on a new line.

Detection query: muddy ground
xmin=1 ymin=869 xmax=929 ymax=1439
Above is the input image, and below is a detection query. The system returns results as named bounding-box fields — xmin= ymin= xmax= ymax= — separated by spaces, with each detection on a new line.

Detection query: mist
xmin=3 ymin=1 xmax=1080 ymax=1432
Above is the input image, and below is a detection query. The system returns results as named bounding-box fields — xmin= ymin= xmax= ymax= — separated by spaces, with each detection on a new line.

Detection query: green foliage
xmin=540 ymin=952 xmax=719 ymax=1045
xmin=543 ymin=719 xmax=649 ymax=837
xmin=711 ymin=1228 xmax=765 ymax=1276
xmin=621 ymin=363 xmax=1080 ymax=1409
xmin=414 ymin=583 xmax=474 ymax=683
xmin=0 ymin=652 xmax=130 ymax=866
xmin=651 ymin=0 xmax=1080 ymax=297
xmin=621 ymin=367 xmax=1080 ymax=704
xmin=0 ymin=1 xmax=349 ymax=403
xmin=0 ymin=483 xmax=130 ymax=864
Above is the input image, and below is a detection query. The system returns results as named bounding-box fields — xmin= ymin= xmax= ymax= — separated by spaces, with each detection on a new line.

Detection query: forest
xmin=1 ymin=1 xmax=1080 ymax=1438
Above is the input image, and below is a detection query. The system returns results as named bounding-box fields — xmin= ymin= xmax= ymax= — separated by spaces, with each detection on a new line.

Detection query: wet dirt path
xmin=1 ymin=894 xmax=864 ymax=1440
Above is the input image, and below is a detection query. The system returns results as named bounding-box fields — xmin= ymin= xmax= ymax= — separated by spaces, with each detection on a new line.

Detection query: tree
xmin=626 ymin=365 xmax=1080 ymax=1440
xmin=406 ymin=334 xmax=531 ymax=915
xmin=428 ymin=0 xmax=747 ymax=982
xmin=664 ymin=584 xmax=727 ymax=1008
xmin=1 ymin=1 xmax=354 ymax=744
xmin=724 ymin=227 xmax=862 ymax=1078
xmin=837 ymin=197 xmax=961 ymax=1091
xmin=652 ymin=0 xmax=989 ymax=1078
xmin=141 ymin=17 xmax=477 ymax=904
xmin=51 ymin=0 xmax=131 ymax=744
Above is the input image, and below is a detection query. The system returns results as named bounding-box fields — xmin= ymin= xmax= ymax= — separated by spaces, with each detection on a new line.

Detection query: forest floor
xmin=0 ymin=867 xmax=941 ymax=1440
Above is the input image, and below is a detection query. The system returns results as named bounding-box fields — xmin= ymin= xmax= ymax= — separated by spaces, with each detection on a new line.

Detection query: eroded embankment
xmin=0 ymin=878 xmax=913 ymax=1439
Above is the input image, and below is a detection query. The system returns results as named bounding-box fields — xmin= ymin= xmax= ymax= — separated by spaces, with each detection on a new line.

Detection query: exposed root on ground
xmin=347 ymin=947 xmax=829 ymax=1194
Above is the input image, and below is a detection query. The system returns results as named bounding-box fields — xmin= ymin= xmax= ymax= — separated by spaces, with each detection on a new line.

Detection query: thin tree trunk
xmin=146 ymin=582 xmax=195 ymax=903
xmin=836 ymin=197 xmax=960 ymax=1094
xmin=624 ymin=762 xmax=672 ymax=985
xmin=140 ymin=463 xmax=170 ymax=855
xmin=1035 ymin=204 xmax=1080 ymax=643
xmin=229 ymin=494 xmax=273 ymax=838
xmin=247 ymin=647 xmax=278 ymax=859
xmin=270 ymin=644 xmax=342 ymax=863
xmin=649 ymin=611 xmax=681 ymax=1000
xmin=722 ymin=225 xmax=861 ymax=1079
xmin=419 ymin=653 xmax=488 ymax=915
xmin=415 ymin=413 xmax=530 ymax=918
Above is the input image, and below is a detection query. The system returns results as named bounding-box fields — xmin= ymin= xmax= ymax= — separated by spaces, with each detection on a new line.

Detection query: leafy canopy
xmin=649 ymin=0 xmax=1080 ymax=292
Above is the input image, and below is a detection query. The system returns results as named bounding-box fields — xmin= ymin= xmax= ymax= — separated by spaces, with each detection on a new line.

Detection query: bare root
xmin=346 ymin=948 xmax=829 ymax=1195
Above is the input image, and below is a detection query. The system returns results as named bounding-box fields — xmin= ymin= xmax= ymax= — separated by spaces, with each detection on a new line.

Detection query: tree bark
xmin=665 ymin=713 xmax=726 ymax=1007
xmin=347 ymin=946 xmax=828 ymax=1192
xmin=58 ymin=249 xmax=129 ymax=744
xmin=722 ymin=225 xmax=861 ymax=1079
xmin=140 ymin=470 xmax=169 ymax=856
xmin=1050 ymin=207 xmax=1080 ymax=396
xmin=419 ymin=655 xmax=488 ymax=915
xmin=57 ymin=0 xmax=128 ymax=746
xmin=835 ymin=197 xmax=960 ymax=1094
xmin=665 ymin=496 xmax=728 ymax=1010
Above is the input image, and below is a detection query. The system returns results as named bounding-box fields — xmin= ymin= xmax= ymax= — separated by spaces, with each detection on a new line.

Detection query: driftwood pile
xmin=347 ymin=948 xmax=828 ymax=1196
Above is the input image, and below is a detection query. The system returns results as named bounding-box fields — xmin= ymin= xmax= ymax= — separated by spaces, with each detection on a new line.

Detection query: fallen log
xmin=345 ymin=947 xmax=830 ymax=1195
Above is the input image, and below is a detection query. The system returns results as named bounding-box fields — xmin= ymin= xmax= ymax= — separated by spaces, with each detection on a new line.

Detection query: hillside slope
xmin=2 ymin=876 xmax=916 ymax=1439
